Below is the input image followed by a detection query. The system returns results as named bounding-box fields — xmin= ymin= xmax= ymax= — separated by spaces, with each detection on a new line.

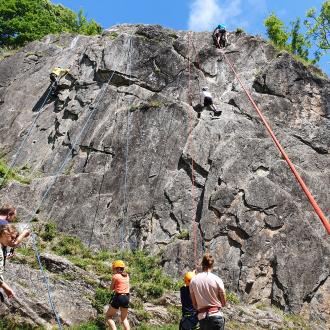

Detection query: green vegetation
xmin=40 ymin=221 xmax=57 ymax=241
xmin=0 ymin=314 xmax=43 ymax=330
xmin=305 ymin=0 xmax=330 ymax=62
xmin=226 ymin=291 xmax=240 ymax=304
xmin=177 ymin=229 xmax=189 ymax=240
xmin=235 ymin=28 xmax=245 ymax=34
xmin=0 ymin=0 xmax=102 ymax=48
xmin=107 ymin=31 xmax=119 ymax=40
xmin=0 ymin=158 xmax=31 ymax=186
xmin=264 ymin=1 xmax=330 ymax=65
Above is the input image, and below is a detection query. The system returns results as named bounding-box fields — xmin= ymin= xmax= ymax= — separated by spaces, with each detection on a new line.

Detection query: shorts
xmin=110 ymin=293 xmax=130 ymax=309
xmin=204 ymin=97 xmax=213 ymax=107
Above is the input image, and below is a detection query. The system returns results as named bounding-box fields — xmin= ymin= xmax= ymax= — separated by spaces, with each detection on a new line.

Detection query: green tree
xmin=290 ymin=18 xmax=310 ymax=61
xmin=305 ymin=0 xmax=330 ymax=61
xmin=0 ymin=0 xmax=102 ymax=48
xmin=264 ymin=13 xmax=289 ymax=48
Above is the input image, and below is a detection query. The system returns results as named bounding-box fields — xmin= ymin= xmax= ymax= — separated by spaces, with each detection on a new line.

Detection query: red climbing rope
xmin=188 ymin=32 xmax=199 ymax=268
xmin=220 ymin=49 xmax=330 ymax=235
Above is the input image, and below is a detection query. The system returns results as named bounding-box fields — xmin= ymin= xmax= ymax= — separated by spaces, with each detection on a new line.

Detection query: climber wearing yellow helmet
xmin=179 ymin=271 xmax=199 ymax=330
xmin=105 ymin=260 xmax=130 ymax=330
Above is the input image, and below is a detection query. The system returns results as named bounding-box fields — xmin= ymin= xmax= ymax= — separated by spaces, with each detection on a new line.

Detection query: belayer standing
xmin=189 ymin=254 xmax=226 ymax=330
xmin=212 ymin=24 xmax=228 ymax=48
xmin=105 ymin=260 xmax=130 ymax=330
xmin=180 ymin=271 xmax=199 ymax=330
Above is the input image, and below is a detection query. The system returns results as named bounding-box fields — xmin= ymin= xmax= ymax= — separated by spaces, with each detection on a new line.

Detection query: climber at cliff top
xmin=212 ymin=24 xmax=228 ymax=48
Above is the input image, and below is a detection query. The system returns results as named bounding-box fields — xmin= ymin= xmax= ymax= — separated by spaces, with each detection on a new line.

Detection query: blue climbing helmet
xmin=217 ymin=24 xmax=226 ymax=30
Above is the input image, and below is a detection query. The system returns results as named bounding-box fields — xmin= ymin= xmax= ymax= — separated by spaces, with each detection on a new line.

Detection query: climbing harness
xmin=218 ymin=45 xmax=330 ymax=235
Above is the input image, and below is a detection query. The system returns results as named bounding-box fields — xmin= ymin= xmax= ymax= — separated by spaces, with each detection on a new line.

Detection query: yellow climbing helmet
xmin=184 ymin=271 xmax=195 ymax=286
xmin=112 ymin=260 xmax=125 ymax=269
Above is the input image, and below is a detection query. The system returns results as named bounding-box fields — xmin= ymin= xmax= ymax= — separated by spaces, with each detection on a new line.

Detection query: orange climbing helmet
xmin=184 ymin=271 xmax=196 ymax=286
xmin=112 ymin=260 xmax=125 ymax=270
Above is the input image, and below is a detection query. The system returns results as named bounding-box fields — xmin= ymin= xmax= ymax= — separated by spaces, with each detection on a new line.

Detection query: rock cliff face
xmin=0 ymin=24 xmax=329 ymax=325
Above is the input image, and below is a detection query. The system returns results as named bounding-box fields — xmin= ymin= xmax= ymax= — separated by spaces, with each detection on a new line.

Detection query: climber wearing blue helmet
xmin=212 ymin=24 xmax=228 ymax=48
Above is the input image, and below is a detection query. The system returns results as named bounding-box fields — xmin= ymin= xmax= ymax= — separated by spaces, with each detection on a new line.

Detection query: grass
xmin=0 ymin=47 xmax=21 ymax=61
xmin=31 ymin=226 xmax=182 ymax=325
xmin=107 ymin=31 xmax=119 ymax=40
xmin=177 ymin=230 xmax=189 ymax=240
xmin=0 ymin=158 xmax=31 ymax=186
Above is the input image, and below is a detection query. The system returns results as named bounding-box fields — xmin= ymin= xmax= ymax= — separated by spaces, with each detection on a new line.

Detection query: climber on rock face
xmin=105 ymin=260 xmax=131 ymax=330
xmin=212 ymin=24 xmax=228 ymax=48
xmin=201 ymin=87 xmax=221 ymax=116
xmin=189 ymin=254 xmax=226 ymax=330
xmin=49 ymin=67 xmax=69 ymax=95
xmin=180 ymin=271 xmax=199 ymax=330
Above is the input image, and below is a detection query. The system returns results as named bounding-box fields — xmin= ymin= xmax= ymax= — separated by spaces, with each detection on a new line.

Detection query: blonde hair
xmin=0 ymin=224 xmax=18 ymax=239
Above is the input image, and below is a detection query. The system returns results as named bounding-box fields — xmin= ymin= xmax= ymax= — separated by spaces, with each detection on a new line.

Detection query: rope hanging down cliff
xmin=219 ymin=47 xmax=330 ymax=235
xmin=0 ymin=82 xmax=56 ymax=189
xmin=187 ymin=32 xmax=199 ymax=269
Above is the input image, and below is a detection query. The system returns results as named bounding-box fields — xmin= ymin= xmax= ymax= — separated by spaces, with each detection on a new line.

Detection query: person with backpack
xmin=180 ymin=271 xmax=199 ymax=330
xmin=212 ymin=24 xmax=228 ymax=48
xmin=189 ymin=254 xmax=226 ymax=330
xmin=105 ymin=260 xmax=130 ymax=330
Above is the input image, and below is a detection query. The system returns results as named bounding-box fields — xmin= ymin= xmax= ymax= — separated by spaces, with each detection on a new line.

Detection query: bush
xmin=92 ymin=288 xmax=114 ymax=313
xmin=226 ymin=291 xmax=240 ymax=304
xmin=40 ymin=221 xmax=57 ymax=241
xmin=52 ymin=235 xmax=91 ymax=258
xmin=235 ymin=28 xmax=244 ymax=34
xmin=0 ymin=158 xmax=31 ymax=185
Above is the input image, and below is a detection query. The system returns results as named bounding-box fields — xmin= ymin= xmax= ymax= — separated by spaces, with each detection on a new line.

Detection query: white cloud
xmin=246 ymin=0 xmax=267 ymax=14
xmin=188 ymin=0 xmax=243 ymax=31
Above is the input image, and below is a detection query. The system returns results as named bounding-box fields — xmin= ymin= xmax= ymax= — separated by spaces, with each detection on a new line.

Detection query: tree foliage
xmin=264 ymin=2 xmax=330 ymax=64
xmin=290 ymin=18 xmax=310 ymax=61
xmin=305 ymin=0 xmax=330 ymax=61
xmin=0 ymin=0 xmax=102 ymax=47
xmin=264 ymin=13 xmax=289 ymax=48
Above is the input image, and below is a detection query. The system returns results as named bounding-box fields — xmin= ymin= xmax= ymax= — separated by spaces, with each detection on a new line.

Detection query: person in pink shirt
xmin=189 ymin=254 xmax=226 ymax=330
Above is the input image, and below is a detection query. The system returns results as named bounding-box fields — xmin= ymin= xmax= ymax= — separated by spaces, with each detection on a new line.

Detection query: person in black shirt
xmin=179 ymin=271 xmax=199 ymax=330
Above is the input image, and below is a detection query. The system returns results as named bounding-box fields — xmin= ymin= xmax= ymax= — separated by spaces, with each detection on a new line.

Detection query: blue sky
xmin=52 ymin=0 xmax=329 ymax=75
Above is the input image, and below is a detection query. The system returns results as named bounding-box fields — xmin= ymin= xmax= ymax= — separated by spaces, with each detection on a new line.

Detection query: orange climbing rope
xmin=188 ymin=32 xmax=199 ymax=268
xmin=220 ymin=48 xmax=330 ymax=235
